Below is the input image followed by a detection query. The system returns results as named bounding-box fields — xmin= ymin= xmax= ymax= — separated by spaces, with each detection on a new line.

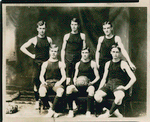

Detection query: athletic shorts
xmin=101 ymin=78 xmax=125 ymax=93
xmin=65 ymin=53 xmax=81 ymax=78
xmin=45 ymin=79 xmax=64 ymax=93
xmin=75 ymin=85 xmax=94 ymax=96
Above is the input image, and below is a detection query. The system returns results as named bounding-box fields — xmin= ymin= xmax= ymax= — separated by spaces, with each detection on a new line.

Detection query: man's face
xmin=103 ymin=24 xmax=113 ymax=36
xmin=50 ymin=48 xmax=58 ymax=59
xmin=81 ymin=49 xmax=90 ymax=60
xmin=70 ymin=21 xmax=79 ymax=32
xmin=37 ymin=24 xmax=46 ymax=36
xmin=111 ymin=48 xmax=120 ymax=59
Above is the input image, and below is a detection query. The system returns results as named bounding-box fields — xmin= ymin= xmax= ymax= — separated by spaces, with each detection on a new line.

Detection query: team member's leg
xmin=39 ymin=84 xmax=50 ymax=109
xmin=85 ymin=85 xmax=95 ymax=117
xmin=98 ymin=90 xmax=125 ymax=118
xmin=33 ymin=62 xmax=42 ymax=109
xmin=94 ymin=89 xmax=107 ymax=117
xmin=46 ymin=84 xmax=65 ymax=117
xmin=66 ymin=85 xmax=78 ymax=117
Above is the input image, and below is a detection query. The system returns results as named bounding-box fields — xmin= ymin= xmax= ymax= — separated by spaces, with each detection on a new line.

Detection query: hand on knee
xmin=87 ymin=86 xmax=95 ymax=96
xmin=56 ymin=88 xmax=64 ymax=97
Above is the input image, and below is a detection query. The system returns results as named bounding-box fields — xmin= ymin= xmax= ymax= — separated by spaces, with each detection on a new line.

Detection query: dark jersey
xmin=77 ymin=60 xmax=95 ymax=81
xmin=35 ymin=36 xmax=50 ymax=61
xmin=45 ymin=60 xmax=61 ymax=80
xmin=108 ymin=60 xmax=127 ymax=83
xmin=65 ymin=33 xmax=83 ymax=54
xmin=99 ymin=35 xmax=118 ymax=63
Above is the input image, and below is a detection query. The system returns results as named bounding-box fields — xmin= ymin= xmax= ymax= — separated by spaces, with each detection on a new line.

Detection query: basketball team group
xmin=20 ymin=18 xmax=136 ymax=118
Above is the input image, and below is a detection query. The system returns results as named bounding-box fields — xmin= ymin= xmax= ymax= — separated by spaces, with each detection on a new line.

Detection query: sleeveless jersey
xmin=99 ymin=35 xmax=117 ymax=62
xmin=35 ymin=36 xmax=50 ymax=61
xmin=45 ymin=60 xmax=61 ymax=80
xmin=77 ymin=60 xmax=95 ymax=81
xmin=108 ymin=60 xmax=127 ymax=83
xmin=65 ymin=33 xmax=83 ymax=54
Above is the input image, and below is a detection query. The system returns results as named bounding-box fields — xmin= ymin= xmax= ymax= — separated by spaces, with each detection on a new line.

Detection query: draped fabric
xmin=5 ymin=7 xmax=147 ymax=103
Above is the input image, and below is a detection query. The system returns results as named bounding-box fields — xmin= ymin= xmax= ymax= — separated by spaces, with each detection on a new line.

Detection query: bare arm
xmin=118 ymin=61 xmax=136 ymax=90
xmin=80 ymin=33 xmax=86 ymax=49
xmin=95 ymin=36 xmax=104 ymax=68
xmin=116 ymin=36 xmax=136 ymax=71
xmin=58 ymin=62 xmax=66 ymax=84
xmin=90 ymin=60 xmax=100 ymax=85
xmin=20 ymin=38 xmax=36 ymax=59
xmin=61 ymin=34 xmax=69 ymax=63
xmin=73 ymin=62 xmax=80 ymax=84
xmin=98 ymin=61 xmax=110 ymax=89
xmin=39 ymin=62 xmax=48 ymax=84
xmin=47 ymin=37 xmax=53 ymax=47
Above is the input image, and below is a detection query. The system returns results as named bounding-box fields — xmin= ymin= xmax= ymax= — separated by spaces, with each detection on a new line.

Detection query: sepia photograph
xmin=2 ymin=1 xmax=149 ymax=122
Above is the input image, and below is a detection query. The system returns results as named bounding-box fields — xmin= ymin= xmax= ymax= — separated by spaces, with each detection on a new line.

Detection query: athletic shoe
xmin=35 ymin=101 xmax=39 ymax=110
xmin=45 ymin=108 xmax=55 ymax=117
xmin=113 ymin=109 xmax=123 ymax=118
xmin=54 ymin=113 xmax=59 ymax=118
xmin=98 ymin=109 xmax=111 ymax=118
xmin=67 ymin=110 xmax=74 ymax=117
xmin=86 ymin=111 xmax=92 ymax=117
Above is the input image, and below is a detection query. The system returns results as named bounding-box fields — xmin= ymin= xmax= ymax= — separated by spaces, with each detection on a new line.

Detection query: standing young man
xmin=39 ymin=44 xmax=66 ymax=117
xmin=20 ymin=20 xmax=52 ymax=109
xmin=94 ymin=45 xmax=136 ymax=118
xmin=66 ymin=47 xmax=100 ymax=117
xmin=61 ymin=18 xmax=86 ymax=85
xmin=95 ymin=21 xmax=136 ymax=79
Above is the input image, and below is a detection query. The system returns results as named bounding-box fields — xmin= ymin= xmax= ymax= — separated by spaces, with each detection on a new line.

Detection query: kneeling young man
xmin=66 ymin=47 xmax=100 ymax=117
xmin=94 ymin=45 xmax=136 ymax=118
xmin=39 ymin=44 xmax=66 ymax=117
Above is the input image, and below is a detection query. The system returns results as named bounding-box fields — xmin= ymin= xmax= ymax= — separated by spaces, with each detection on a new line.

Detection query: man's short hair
xmin=71 ymin=18 xmax=80 ymax=24
xmin=50 ymin=44 xmax=59 ymax=51
xmin=82 ymin=47 xmax=90 ymax=52
xmin=102 ymin=21 xmax=113 ymax=27
xmin=37 ymin=20 xmax=46 ymax=27
xmin=111 ymin=45 xmax=121 ymax=52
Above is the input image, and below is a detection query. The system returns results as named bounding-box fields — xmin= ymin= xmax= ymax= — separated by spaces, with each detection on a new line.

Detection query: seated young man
xmin=66 ymin=47 xmax=100 ymax=117
xmin=94 ymin=45 xmax=136 ymax=118
xmin=39 ymin=44 xmax=66 ymax=117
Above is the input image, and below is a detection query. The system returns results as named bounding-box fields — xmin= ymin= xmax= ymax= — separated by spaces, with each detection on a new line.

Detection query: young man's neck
xmin=81 ymin=58 xmax=90 ymax=62
xmin=38 ymin=34 xmax=46 ymax=38
xmin=105 ymin=34 xmax=114 ymax=39
xmin=71 ymin=30 xmax=78 ymax=34
xmin=49 ymin=57 xmax=58 ymax=62
xmin=112 ymin=58 xmax=120 ymax=62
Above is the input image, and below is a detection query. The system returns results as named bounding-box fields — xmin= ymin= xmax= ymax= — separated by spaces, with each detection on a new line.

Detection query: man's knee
xmin=87 ymin=86 xmax=95 ymax=96
xmin=39 ymin=85 xmax=47 ymax=97
xmin=94 ymin=90 xmax=104 ymax=103
xmin=114 ymin=91 xmax=125 ymax=105
xmin=56 ymin=88 xmax=64 ymax=97
xmin=66 ymin=85 xmax=76 ymax=94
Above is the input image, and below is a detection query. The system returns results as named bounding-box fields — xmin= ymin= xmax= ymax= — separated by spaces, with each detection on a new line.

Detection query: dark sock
xmin=40 ymin=96 xmax=50 ymax=109
xmin=109 ymin=102 xmax=119 ymax=115
xmin=66 ymin=94 xmax=74 ymax=110
xmin=94 ymin=100 xmax=105 ymax=114
xmin=34 ymin=91 xmax=39 ymax=101
xmin=52 ymin=96 xmax=60 ymax=110
xmin=87 ymin=96 xmax=94 ymax=112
